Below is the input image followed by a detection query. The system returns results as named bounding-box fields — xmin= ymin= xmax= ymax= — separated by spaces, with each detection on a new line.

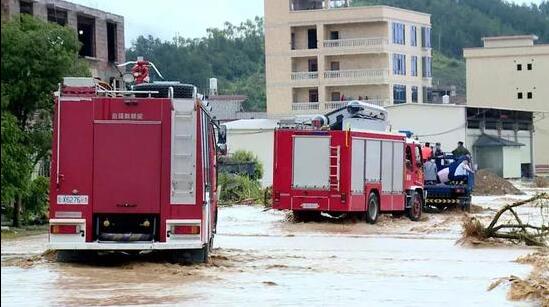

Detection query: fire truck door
xmin=93 ymin=122 xmax=162 ymax=213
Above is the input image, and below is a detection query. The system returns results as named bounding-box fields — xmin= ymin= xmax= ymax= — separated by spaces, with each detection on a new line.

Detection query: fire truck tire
xmin=56 ymin=250 xmax=95 ymax=263
xmin=406 ymin=192 xmax=423 ymax=221
xmin=365 ymin=192 xmax=379 ymax=224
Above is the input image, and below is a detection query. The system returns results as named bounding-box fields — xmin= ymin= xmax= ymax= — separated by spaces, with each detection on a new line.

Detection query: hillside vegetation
xmin=126 ymin=1 xmax=548 ymax=110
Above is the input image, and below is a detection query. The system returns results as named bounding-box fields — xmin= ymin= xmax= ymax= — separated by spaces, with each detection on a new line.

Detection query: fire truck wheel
xmin=406 ymin=192 xmax=423 ymax=221
xmin=365 ymin=192 xmax=379 ymax=224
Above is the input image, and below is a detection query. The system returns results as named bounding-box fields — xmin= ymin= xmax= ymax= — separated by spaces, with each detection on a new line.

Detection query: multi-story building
xmin=2 ymin=0 xmax=125 ymax=82
xmin=265 ymin=0 xmax=432 ymax=115
xmin=464 ymin=35 xmax=549 ymax=176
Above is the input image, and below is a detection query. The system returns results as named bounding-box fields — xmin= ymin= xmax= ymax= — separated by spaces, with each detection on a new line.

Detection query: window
xmin=330 ymin=61 xmax=340 ymax=71
xmin=392 ymin=22 xmax=405 ymax=45
xmin=308 ymin=59 xmax=318 ymax=72
xmin=517 ymin=64 xmax=522 ymax=71
xmin=19 ymin=0 xmax=33 ymax=15
xmin=411 ymin=56 xmax=418 ymax=76
xmin=393 ymin=84 xmax=406 ymax=104
xmin=421 ymin=27 xmax=431 ymax=48
xmin=422 ymin=56 xmax=432 ymax=77
xmin=527 ymin=92 xmax=533 ymax=99
xmin=47 ymin=8 xmax=67 ymax=26
xmin=291 ymin=33 xmax=296 ymax=50
xmin=527 ymin=63 xmax=532 ymax=70
xmin=77 ymin=15 xmax=96 ymax=57
xmin=411 ymin=86 xmax=418 ymax=103
xmin=330 ymin=31 xmax=339 ymax=40
xmin=393 ymin=54 xmax=406 ymax=75
xmin=423 ymin=87 xmax=433 ymax=103
xmin=518 ymin=92 xmax=523 ymax=99
xmin=410 ymin=25 xmax=417 ymax=46
xmin=331 ymin=92 xmax=341 ymax=101
xmin=309 ymin=89 xmax=319 ymax=103
xmin=107 ymin=22 xmax=117 ymax=62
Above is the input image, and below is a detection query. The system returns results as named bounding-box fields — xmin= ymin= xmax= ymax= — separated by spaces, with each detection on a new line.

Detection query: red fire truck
xmin=48 ymin=63 xmax=224 ymax=263
xmin=272 ymin=101 xmax=424 ymax=223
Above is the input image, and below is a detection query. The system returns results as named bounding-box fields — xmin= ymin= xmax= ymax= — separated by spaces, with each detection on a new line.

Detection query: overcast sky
xmin=69 ymin=0 xmax=545 ymax=48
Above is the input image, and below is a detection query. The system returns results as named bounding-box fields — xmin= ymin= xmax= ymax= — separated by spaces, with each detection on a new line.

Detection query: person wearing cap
xmin=452 ymin=141 xmax=471 ymax=159
xmin=449 ymin=155 xmax=474 ymax=182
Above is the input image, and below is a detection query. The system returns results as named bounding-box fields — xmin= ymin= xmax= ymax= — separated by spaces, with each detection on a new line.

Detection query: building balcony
xmin=323 ymin=99 xmax=387 ymax=110
xmin=324 ymin=69 xmax=389 ymax=84
xmin=323 ymin=37 xmax=389 ymax=52
xmin=292 ymin=102 xmax=321 ymax=112
xmin=291 ymin=71 xmax=319 ymax=81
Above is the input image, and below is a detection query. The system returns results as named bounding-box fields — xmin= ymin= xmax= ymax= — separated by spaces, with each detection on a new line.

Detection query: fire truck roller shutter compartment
xmin=292 ymin=136 xmax=331 ymax=189
xmin=365 ymin=140 xmax=382 ymax=183
xmin=381 ymin=141 xmax=394 ymax=195
xmin=392 ymin=142 xmax=405 ymax=193
xmin=351 ymin=138 xmax=365 ymax=194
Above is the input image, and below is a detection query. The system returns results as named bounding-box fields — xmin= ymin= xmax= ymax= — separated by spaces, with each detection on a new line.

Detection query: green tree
xmin=127 ymin=17 xmax=266 ymax=111
xmin=1 ymin=15 xmax=90 ymax=226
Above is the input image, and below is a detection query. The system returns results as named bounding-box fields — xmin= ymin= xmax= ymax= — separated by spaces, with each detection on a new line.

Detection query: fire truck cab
xmin=49 ymin=76 xmax=223 ymax=263
xmin=272 ymin=101 xmax=424 ymax=223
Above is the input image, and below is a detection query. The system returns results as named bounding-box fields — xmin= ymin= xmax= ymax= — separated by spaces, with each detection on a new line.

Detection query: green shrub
xmin=218 ymin=173 xmax=262 ymax=205
xmin=229 ymin=150 xmax=263 ymax=181
xmin=22 ymin=176 xmax=49 ymax=224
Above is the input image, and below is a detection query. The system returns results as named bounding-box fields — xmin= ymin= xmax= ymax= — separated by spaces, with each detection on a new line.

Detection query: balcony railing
xmin=324 ymin=69 xmax=389 ymax=83
xmin=323 ymin=99 xmax=387 ymax=110
xmin=291 ymin=71 xmax=319 ymax=81
xmin=323 ymin=37 xmax=388 ymax=49
xmin=292 ymin=102 xmax=321 ymax=112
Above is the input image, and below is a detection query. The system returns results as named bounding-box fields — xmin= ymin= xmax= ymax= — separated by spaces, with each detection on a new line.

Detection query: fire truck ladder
xmin=171 ymin=101 xmax=195 ymax=204
xmin=329 ymin=145 xmax=340 ymax=191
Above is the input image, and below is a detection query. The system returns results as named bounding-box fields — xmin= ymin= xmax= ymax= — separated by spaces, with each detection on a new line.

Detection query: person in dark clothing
xmin=452 ymin=141 xmax=471 ymax=158
xmin=433 ymin=142 xmax=445 ymax=171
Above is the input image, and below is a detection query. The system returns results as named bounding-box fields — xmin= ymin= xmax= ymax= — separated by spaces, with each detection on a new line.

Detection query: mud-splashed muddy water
xmin=1 ymin=201 xmax=538 ymax=306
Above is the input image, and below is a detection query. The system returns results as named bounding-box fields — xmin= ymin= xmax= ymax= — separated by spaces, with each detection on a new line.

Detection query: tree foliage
xmin=352 ymin=0 xmax=549 ymax=58
xmin=126 ymin=17 xmax=265 ymax=111
xmin=1 ymin=15 xmax=89 ymax=224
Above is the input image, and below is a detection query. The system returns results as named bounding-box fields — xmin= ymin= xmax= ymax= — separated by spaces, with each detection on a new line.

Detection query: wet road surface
xmin=1 ymin=200 xmax=537 ymax=306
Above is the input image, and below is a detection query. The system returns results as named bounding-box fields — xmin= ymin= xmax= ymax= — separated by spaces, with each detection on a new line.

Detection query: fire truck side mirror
xmin=218 ymin=125 xmax=227 ymax=145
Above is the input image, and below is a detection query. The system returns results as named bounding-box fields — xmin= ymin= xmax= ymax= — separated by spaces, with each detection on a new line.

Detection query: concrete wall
xmin=386 ymin=104 xmax=467 ymax=151
xmin=226 ymin=128 xmax=276 ymax=187
xmin=534 ymin=114 xmax=549 ymax=175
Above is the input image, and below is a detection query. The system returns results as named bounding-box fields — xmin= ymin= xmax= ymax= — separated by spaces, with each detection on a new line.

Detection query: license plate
xmin=301 ymin=203 xmax=319 ymax=209
xmin=57 ymin=195 xmax=89 ymax=205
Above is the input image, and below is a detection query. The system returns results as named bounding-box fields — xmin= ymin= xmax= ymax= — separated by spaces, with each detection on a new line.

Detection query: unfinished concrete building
xmin=2 ymin=0 xmax=125 ymax=82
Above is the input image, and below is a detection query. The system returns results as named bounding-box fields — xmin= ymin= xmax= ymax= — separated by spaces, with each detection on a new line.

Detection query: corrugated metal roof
xmin=473 ymin=134 xmax=524 ymax=147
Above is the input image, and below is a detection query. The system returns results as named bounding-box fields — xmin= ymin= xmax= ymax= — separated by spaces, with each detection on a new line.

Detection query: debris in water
xmin=263 ymin=281 xmax=278 ymax=286
xmin=488 ymin=251 xmax=548 ymax=306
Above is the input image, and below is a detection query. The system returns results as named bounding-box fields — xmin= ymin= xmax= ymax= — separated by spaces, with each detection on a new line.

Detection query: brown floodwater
xmin=1 ymin=202 xmax=537 ymax=306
